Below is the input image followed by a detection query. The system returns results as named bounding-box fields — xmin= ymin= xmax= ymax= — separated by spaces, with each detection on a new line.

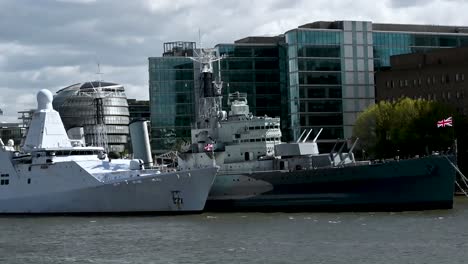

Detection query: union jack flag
xmin=204 ymin=143 xmax=214 ymax=152
xmin=437 ymin=117 xmax=453 ymax=128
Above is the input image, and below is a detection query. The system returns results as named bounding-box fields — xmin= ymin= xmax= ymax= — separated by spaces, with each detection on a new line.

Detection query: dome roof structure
xmin=56 ymin=81 xmax=124 ymax=94
xmin=52 ymin=81 xmax=130 ymax=153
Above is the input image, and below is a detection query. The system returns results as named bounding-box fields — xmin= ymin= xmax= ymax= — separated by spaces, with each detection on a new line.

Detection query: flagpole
xmin=450 ymin=117 xmax=456 ymax=164
xmin=454 ymin=138 xmax=458 ymax=164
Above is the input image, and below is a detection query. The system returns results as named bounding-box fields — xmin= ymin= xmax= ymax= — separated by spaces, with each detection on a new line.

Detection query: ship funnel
xmin=129 ymin=120 xmax=153 ymax=167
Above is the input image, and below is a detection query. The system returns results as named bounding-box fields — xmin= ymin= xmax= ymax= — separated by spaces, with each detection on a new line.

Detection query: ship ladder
xmin=444 ymin=156 xmax=468 ymax=198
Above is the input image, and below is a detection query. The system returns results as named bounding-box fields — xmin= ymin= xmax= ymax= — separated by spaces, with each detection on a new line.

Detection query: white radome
xmin=37 ymin=89 xmax=53 ymax=110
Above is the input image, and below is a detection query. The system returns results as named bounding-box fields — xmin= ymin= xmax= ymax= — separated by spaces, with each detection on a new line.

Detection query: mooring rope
xmin=445 ymin=156 xmax=468 ymax=197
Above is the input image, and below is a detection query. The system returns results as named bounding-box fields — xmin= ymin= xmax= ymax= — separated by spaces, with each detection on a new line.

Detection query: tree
xmin=353 ymin=98 xmax=464 ymax=159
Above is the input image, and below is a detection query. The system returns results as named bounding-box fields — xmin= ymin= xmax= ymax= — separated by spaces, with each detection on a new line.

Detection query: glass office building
xmin=215 ymin=40 xmax=285 ymax=118
xmin=284 ymin=21 xmax=468 ymax=142
xmin=150 ymin=21 xmax=468 ymax=152
xmin=149 ymin=56 xmax=195 ymax=153
xmin=127 ymin=99 xmax=150 ymax=122
xmin=373 ymin=29 xmax=468 ymax=68
xmin=215 ymin=38 xmax=290 ymax=138
xmin=285 ymin=21 xmax=375 ymax=142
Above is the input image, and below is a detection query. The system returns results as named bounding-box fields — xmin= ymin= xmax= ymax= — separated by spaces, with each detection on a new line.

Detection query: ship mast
xmin=190 ymin=48 xmax=225 ymax=129
xmin=68 ymin=64 xmax=109 ymax=152
xmin=91 ymin=63 xmax=109 ymax=152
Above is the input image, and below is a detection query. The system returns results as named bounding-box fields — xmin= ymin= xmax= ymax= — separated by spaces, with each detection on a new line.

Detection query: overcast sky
xmin=0 ymin=0 xmax=467 ymax=122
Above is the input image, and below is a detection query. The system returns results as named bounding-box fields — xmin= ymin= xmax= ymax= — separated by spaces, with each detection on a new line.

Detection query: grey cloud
xmin=389 ymin=0 xmax=432 ymax=8
xmin=0 ymin=0 xmax=468 ymax=121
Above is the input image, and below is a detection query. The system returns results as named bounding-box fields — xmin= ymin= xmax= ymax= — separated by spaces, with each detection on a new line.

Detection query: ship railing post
xmin=212 ymin=147 xmax=216 ymax=167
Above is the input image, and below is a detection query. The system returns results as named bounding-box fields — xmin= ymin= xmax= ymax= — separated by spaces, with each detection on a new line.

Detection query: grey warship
xmin=178 ymin=49 xmax=456 ymax=211
xmin=0 ymin=89 xmax=217 ymax=214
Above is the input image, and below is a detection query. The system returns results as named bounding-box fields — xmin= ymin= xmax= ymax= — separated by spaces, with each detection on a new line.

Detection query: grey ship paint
xmin=0 ymin=89 xmax=217 ymax=214
xmin=178 ymin=49 xmax=456 ymax=211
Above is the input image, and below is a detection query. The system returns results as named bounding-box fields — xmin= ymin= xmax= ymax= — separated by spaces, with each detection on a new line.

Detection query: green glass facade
xmin=215 ymin=44 xmax=285 ymax=119
xmin=148 ymin=57 xmax=194 ymax=153
xmin=373 ymin=32 xmax=468 ymax=68
xmin=286 ymin=29 xmax=347 ymax=140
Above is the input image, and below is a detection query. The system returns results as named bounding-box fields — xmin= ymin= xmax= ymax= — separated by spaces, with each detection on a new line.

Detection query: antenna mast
xmin=189 ymin=48 xmax=225 ymax=128
xmin=96 ymin=63 xmax=104 ymax=88
xmin=76 ymin=63 xmax=109 ymax=152
xmin=198 ymin=29 xmax=202 ymax=50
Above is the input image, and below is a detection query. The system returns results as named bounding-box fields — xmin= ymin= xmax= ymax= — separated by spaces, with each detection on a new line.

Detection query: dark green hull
xmin=206 ymin=155 xmax=456 ymax=211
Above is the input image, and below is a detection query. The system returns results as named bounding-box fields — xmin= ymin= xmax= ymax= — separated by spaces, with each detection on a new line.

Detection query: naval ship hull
xmin=206 ymin=156 xmax=455 ymax=211
xmin=0 ymin=167 xmax=217 ymax=214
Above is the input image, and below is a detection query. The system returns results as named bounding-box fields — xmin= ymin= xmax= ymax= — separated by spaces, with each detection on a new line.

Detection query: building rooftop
xmin=373 ymin=23 xmax=468 ymax=34
xmin=297 ymin=20 xmax=468 ymax=34
xmin=56 ymin=81 xmax=124 ymax=94
xmin=298 ymin=21 xmax=344 ymax=30
xmin=388 ymin=46 xmax=468 ymax=70
xmin=231 ymin=21 xmax=468 ymax=47
xmin=234 ymin=35 xmax=284 ymax=44
xmin=163 ymin=41 xmax=196 ymax=57
xmin=0 ymin=122 xmax=23 ymax=128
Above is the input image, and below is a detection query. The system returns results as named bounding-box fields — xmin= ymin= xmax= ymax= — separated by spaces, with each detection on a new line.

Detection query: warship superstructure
xmin=178 ymin=49 xmax=456 ymax=211
xmin=0 ymin=89 xmax=217 ymax=214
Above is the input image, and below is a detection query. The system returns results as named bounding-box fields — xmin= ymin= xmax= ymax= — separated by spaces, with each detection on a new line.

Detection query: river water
xmin=1 ymin=198 xmax=468 ymax=264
